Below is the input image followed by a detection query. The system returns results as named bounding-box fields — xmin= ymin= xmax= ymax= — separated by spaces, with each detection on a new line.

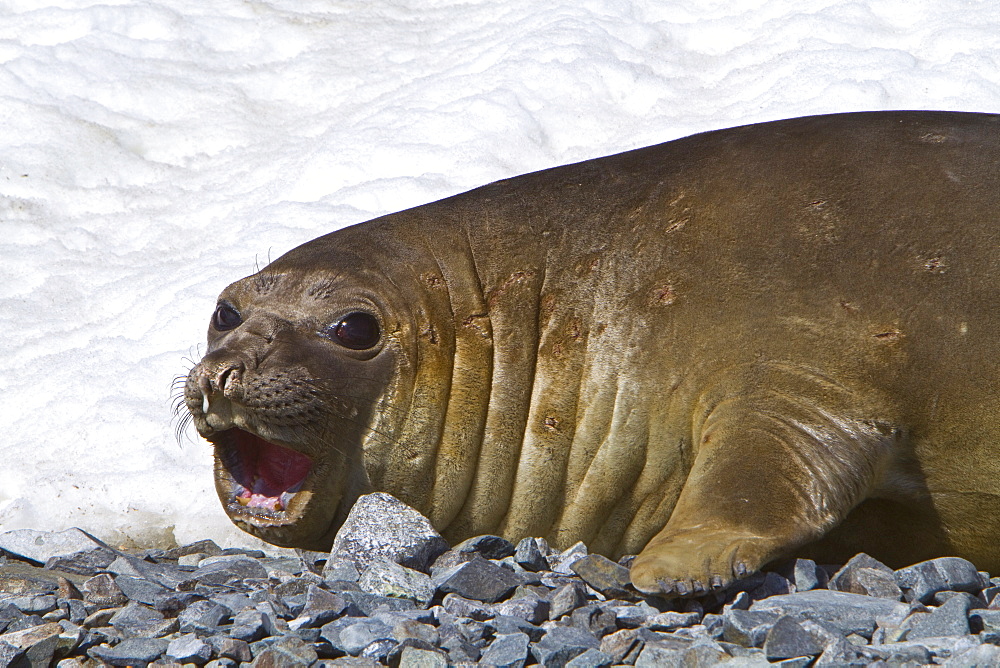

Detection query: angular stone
xmin=82 ymin=574 xmax=127 ymax=608
xmin=358 ymin=559 xmax=434 ymax=606
xmin=165 ymin=633 xmax=212 ymax=664
xmin=896 ymin=557 xmax=984 ymax=604
xmin=633 ymin=644 xmax=685 ymax=666
xmin=453 ymin=535 xmax=515 ymax=560
xmin=0 ymin=529 xmax=116 ymax=567
xmin=488 ymin=615 xmax=545 ymax=642
xmin=109 ymin=601 xmax=169 ymax=637
xmin=206 ymin=636 xmax=253 ymax=663
xmin=646 ymin=610 xmax=701 ymax=632
xmin=548 ymin=542 xmax=589 ymax=574
xmin=903 ymin=592 xmax=973 ymax=639
xmin=513 ymin=538 xmax=548 ymax=572
xmin=828 ymin=553 xmax=901 ymax=599
xmin=606 ymin=600 xmax=659 ymax=628
xmin=570 ymin=604 xmax=617 ymax=638
xmin=88 ymin=637 xmax=169 ymax=666
xmin=250 ymin=634 xmax=317 ymax=667
xmin=570 ymin=554 xmax=632 ymax=599
xmin=193 ymin=556 xmax=268 ymax=586
xmin=599 ymin=628 xmax=643 ymax=664
xmin=105 ymin=555 xmax=189 ymax=590
xmin=479 ymin=631 xmax=530 ymax=668
xmin=387 ymin=618 xmax=439 ymax=646
xmin=790 ymin=558 xmax=826 ymax=592
xmin=396 ymin=645 xmax=448 ymax=668
xmin=0 ymin=622 xmax=64 ymax=667
xmin=435 ymin=556 xmax=521 ymax=603
xmin=441 ymin=594 xmax=493 ymax=621
xmin=946 ymin=643 xmax=1000 ymax=666
xmin=322 ymin=557 xmax=361 ymax=584
xmin=549 ymin=582 xmax=588 ymax=620
xmin=532 ymin=625 xmax=600 ymax=667
xmin=230 ymin=608 xmax=280 ymax=642
xmin=751 ymin=590 xmax=910 ymax=639
xmin=114 ymin=576 xmax=171 ymax=606
xmin=491 ymin=593 xmax=548 ymax=625
xmin=288 ymin=585 xmax=347 ymax=629
xmin=339 ymin=590 xmax=417 ymax=616
xmin=335 ymin=618 xmax=395 ymax=656
xmin=163 ymin=539 xmax=224 ymax=560
xmin=723 ymin=609 xmax=781 ymax=647
xmin=177 ymin=599 xmax=232 ymax=634
xmin=564 ymin=647 xmax=614 ymax=668
xmin=763 ymin=615 xmax=823 ymax=660
xmin=330 ymin=493 xmax=449 ymax=574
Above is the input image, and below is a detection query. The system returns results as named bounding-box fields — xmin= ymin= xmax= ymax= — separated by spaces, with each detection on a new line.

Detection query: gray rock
xmin=513 ymin=537 xmax=548 ymax=572
xmin=163 ymin=540 xmax=224 ymax=560
xmin=606 ymin=600 xmax=659 ymax=628
xmin=396 ymin=645 xmax=448 ymax=668
xmin=81 ymin=574 xmax=127 ymax=608
xmin=177 ymin=599 xmax=232 ymax=634
xmin=564 ymin=647 xmax=614 ymax=668
xmin=549 ymin=582 xmax=588 ymax=620
xmin=230 ymin=608 xmax=280 ymax=642
xmin=828 ymin=553 xmax=901 ymax=599
xmin=789 ymin=558 xmax=826 ymax=592
xmin=165 ymin=633 xmax=212 ymax=664
xmin=288 ymin=585 xmax=347 ymax=629
xmin=570 ymin=604 xmax=617 ymax=638
xmin=333 ymin=618 xmax=395 ymax=656
xmin=491 ymin=593 xmax=549 ymax=624
xmin=338 ymin=590 xmax=418 ymax=616
xmin=903 ymin=592 xmax=973 ymax=639
xmin=250 ymin=634 xmax=317 ymax=667
xmin=105 ymin=554 xmax=189 ymax=590
xmin=0 ymin=642 xmax=24 ymax=668
xmin=488 ymin=615 xmax=545 ymax=642
xmin=108 ymin=601 xmax=170 ymax=637
xmin=0 ymin=621 xmax=64 ymax=667
xmin=763 ymin=615 xmax=823 ymax=660
xmin=479 ymin=631 xmax=530 ymax=668
xmin=358 ymin=559 xmax=434 ymax=606
xmin=435 ymin=555 xmax=521 ymax=603
xmin=723 ymin=609 xmax=781 ymax=646
xmin=896 ymin=557 xmax=984 ymax=604
xmin=548 ymin=542 xmax=589 ymax=575
xmin=453 ymin=535 xmax=515 ymax=560
xmin=440 ymin=593 xmax=493 ymax=621
xmin=749 ymin=572 xmax=794 ymax=599
xmin=599 ymin=628 xmax=644 ymax=664
xmin=646 ymin=610 xmax=701 ymax=632
xmin=943 ymin=642 xmax=1000 ymax=667
xmin=88 ymin=637 xmax=169 ymax=666
xmin=633 ymin=644 xmax=686 ymax=666
xmin=206 ymin=636 xmax=253 ymax=662
xmin=751 ymin=589 xmax=910 ymax=639
xmin=114 ymin=575 xmax=171 ymax=606
xmin=0 ymin=529 xmax=116 ymax=567
xmin=570 ymin=554 xmax=632 ymax=599
xmin=532 ymin=625 xmax=600 ymax=667
xmin=321 ymin=557 xmax=361 ymax=583
xmin=329 ymin=493 xmax=449 ymax=574
xmin=193 ymin=556 xmax=268 ymax=586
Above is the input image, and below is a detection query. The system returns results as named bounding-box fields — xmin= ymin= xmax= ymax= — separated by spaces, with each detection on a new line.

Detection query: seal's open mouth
xmin=216 ymin=429 xmax=313 ymax=517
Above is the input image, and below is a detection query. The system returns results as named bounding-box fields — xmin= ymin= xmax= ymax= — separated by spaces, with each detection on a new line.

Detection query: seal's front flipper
xmin=630 ymin=373 xmax=901 ymax=596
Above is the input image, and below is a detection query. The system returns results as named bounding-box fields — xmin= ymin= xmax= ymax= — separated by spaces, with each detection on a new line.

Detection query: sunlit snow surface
xmin=3 ymin=0 xmax=1000 ymax=551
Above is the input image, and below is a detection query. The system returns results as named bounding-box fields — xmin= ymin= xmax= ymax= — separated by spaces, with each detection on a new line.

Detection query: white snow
xmin=2 ymin=0 xmax=999 ymax=552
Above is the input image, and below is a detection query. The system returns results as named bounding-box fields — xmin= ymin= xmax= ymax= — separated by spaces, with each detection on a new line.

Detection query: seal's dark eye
xmin=212 ymin=302 xmax=242 ymax=331
xmin=332 ymin=312 xmax=380 ymax=350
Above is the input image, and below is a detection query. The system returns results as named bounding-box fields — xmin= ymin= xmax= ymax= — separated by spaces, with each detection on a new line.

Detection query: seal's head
xmin=184 ymin=224 xmax=428 ymax=549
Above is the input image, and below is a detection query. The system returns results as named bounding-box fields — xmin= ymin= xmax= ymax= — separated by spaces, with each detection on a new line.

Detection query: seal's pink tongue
xmin=231 ymin=430 xmax=312 ymax=509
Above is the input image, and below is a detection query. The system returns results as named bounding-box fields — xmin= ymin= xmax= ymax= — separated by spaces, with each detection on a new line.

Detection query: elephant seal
xmin=185 ymin=111 xmax=1000 ymax=596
